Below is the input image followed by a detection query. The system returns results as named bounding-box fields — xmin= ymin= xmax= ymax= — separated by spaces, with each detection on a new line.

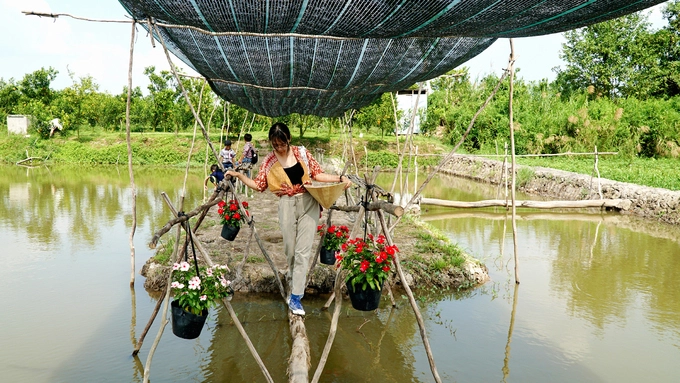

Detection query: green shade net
xmin=117 ymin=0 xmax=666 ymax=116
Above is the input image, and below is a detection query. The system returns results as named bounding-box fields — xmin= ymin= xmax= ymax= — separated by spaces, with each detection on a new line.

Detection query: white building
xmin=395 ymin=89 xmax=427 ymax=135
xmin=7 ymin=115 xmax=31 ymax=135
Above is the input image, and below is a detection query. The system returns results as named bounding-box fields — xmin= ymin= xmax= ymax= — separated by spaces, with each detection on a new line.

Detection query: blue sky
xmin=0 ymin=0 xmax=670 ymax=95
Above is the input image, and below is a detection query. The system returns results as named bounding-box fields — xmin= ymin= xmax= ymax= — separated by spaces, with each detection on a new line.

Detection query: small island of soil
xmin=142 ymin=186 xmax=489 ymax=297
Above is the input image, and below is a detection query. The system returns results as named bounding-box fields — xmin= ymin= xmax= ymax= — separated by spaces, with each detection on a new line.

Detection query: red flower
xmin=229 ymin=204 xmax=238 ymax=211
xmin=382 ymin=266 xmax=390 ymax=272
xmin=359 ymin=260 xmax=370 ymax=273
xmin=217 ymin=208 xmax=224 ymax=215
xmin=341 ymin=243 xmax=348 ymax=252
xmin=241 ymin=201 xmax=249 ymax=209
xmin=218 ymin=200 xmax=226 ymax=208
xmin=233 ymin=212 xmax=241 ymax=220
xmin=328 ymin=225 xmax=336 ymax=233
xmin=335 ymin=231 xmax=343 ymax=238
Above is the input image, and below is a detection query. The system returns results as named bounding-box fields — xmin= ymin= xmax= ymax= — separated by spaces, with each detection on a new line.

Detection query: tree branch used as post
xmin=508 ymin=38 xmax=520 ymax=284
xmin=126 ymin=20 xmax=137 ymax=288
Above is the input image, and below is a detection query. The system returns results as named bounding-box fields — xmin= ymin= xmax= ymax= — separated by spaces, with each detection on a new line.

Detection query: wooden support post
xmin=508 ymin=38 xmax=520 ymax=284
xmin=125 ymin=20 xmax=137 ymax=288
xmin=376 ymin=209 xmax=442 ymax=383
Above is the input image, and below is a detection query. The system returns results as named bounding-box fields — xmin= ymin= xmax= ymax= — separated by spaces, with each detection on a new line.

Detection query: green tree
xmin=52 ymin=72 xmax=100 ymax=138
xmin=353 ymin=92 xmax=396 ymax=137
xmin=144 ymin=66 xmax=179 ymax=132
xmin=641 ymin=1 xmax=680 ymax=98
xmin=555 ymin=13 xmax=652 ymax=99
xmin=19 ymin=67 xmax=58 ymax=105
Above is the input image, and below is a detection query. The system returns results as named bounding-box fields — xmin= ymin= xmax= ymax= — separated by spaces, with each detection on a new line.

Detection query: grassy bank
xmin=514 ymin=156 xmax=680 ymax=191
xmin=2 ymin=131 xmax=678 ymax=191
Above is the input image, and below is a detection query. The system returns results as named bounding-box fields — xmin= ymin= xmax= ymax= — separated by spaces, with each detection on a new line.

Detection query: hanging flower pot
xmin=346 ymin=280 xmax=383 ymax=311
xmin=218 ymin=199 xmax=248 ymax=241
xmin=319 ymin=247 xmax=336 ymax=265
xmin=221 ymin=223 xmax=240 ymax=241
xmin=171 ymin=299 xmax=208 ymax=339
xmin=316 ymin=224 xmax=349 ymax=265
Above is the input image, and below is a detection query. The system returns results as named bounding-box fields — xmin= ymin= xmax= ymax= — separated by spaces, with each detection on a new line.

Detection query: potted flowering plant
xmin=337 ymin=233 xmax=398 ymax=311
xmin=218 ymin=199 xmax=249 ymax=241
xmin=316 ymin=224 xmax=350 ymax=265
xmin=170 ymin=261 xmax=232 ymax=339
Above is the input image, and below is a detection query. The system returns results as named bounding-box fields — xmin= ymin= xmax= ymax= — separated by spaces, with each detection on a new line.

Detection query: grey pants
xmin=278 ymin=193 xmax=320 ymax=296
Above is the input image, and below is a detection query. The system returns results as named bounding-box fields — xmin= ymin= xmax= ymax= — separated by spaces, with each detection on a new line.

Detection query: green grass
xmin=409 ymin=217 xmax=466 ymax=272
xmin=516 ymin=156 xmax=680 ymax=191
xmin=152 ymin=238 xmax=175 ymax=265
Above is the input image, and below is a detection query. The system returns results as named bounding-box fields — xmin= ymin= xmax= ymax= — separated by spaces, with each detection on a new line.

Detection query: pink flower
xmin=200 ymin=295 xmax=207 ymax=301
xmin=180 ymin=262 xmax=190 ymax=271
xmin=188 ymin=276 xmax=201 ymax=290
xmin=206 ymin=268 xmax=214 ymax=277
xmin=172 ymin=263 xmax=180 ymax=270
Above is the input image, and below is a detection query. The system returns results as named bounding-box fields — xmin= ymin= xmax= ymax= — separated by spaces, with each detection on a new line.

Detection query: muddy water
xmin=1 ymin=165 xmax=679 ymax=382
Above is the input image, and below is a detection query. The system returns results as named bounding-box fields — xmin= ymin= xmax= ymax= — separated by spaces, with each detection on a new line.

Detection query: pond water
xmin=1 ymin=165 xmax=679 ymax=382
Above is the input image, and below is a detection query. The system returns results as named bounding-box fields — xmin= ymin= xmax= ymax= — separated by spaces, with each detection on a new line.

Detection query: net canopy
xmin=117 ymin=0 xmax=666 ymax=116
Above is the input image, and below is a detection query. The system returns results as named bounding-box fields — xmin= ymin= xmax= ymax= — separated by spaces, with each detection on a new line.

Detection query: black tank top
xmin=283 ymin=162 xmax=304 ymax=185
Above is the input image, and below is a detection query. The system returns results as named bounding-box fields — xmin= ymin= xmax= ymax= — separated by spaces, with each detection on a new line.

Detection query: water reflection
xmin=2 ymin=165 xmax=680 ymax=382
xmin=0 ymin=165 xmax=205 ymax=249
xmin=206 ymin=295 xmax=421 ymax=382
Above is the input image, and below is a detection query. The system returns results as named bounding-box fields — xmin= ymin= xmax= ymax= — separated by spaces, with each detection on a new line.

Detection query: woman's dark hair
xmin=269 ymin=122 xmax=291 ymax=144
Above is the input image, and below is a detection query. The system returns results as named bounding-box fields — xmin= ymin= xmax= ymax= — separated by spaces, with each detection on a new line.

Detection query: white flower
xmin=179 ymin=262 xmax=190 ymax=271
xmin=171 ymin=281 xmax=181 ymax=288
xmin=206 ymin=268 xmax=214 ymax=277
xmin=172 ymin=263 xmax=180 ymax=270
xmin=200 ymin=295 xmax=207 ymax=301
xmin=188 ymin=276 xmax=201 ymax=290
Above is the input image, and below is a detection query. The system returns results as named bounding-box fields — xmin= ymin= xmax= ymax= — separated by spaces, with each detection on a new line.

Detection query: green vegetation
xmin=516 ymin=156 xmax=680 ymax=191
xmin=152 ymin=237 xmax=174 ymax=264
xmin=410 ymin=218 xmax=466 ymax=272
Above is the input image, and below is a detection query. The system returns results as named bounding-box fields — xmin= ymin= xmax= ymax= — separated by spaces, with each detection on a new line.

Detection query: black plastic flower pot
xmin=220 ymin=223 xmax=240 ymax=241
xmin=346 ymin=281 xmax=383 ymax=311
xmin=171 ymin=300 xmax=208 ymax=339
xmin=319 ymin=247 xmax=336 ymax=265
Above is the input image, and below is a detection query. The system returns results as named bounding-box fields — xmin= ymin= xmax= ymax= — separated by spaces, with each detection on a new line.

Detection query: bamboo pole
xmin=155 ymin=194 xmax=274 ymax=383
xmin=508 ymin=39 xmax=520 ymax=284
xmin=151 ymin=22 xmax=222 ymax=170
xmin=330 ymin=201 xmax=404 ymax=216
xmin=376 ymin=209 xmax=441 ymax=383
xmin=388 ymin=67 xmax=511 ymax=233
xmin=467 ymin=151 xmax=618 ymax=158
xmin=593 ymin=146 xmax=603 ymax=199
xmin=125 ymin=21 xmax=138 ymax=288
xmin=420 ymin=197 xmax=631 ymax=210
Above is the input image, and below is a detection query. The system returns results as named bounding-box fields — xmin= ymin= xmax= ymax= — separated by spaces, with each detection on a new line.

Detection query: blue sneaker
xmin=288 ymin=294 xmax=305 ymax=316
